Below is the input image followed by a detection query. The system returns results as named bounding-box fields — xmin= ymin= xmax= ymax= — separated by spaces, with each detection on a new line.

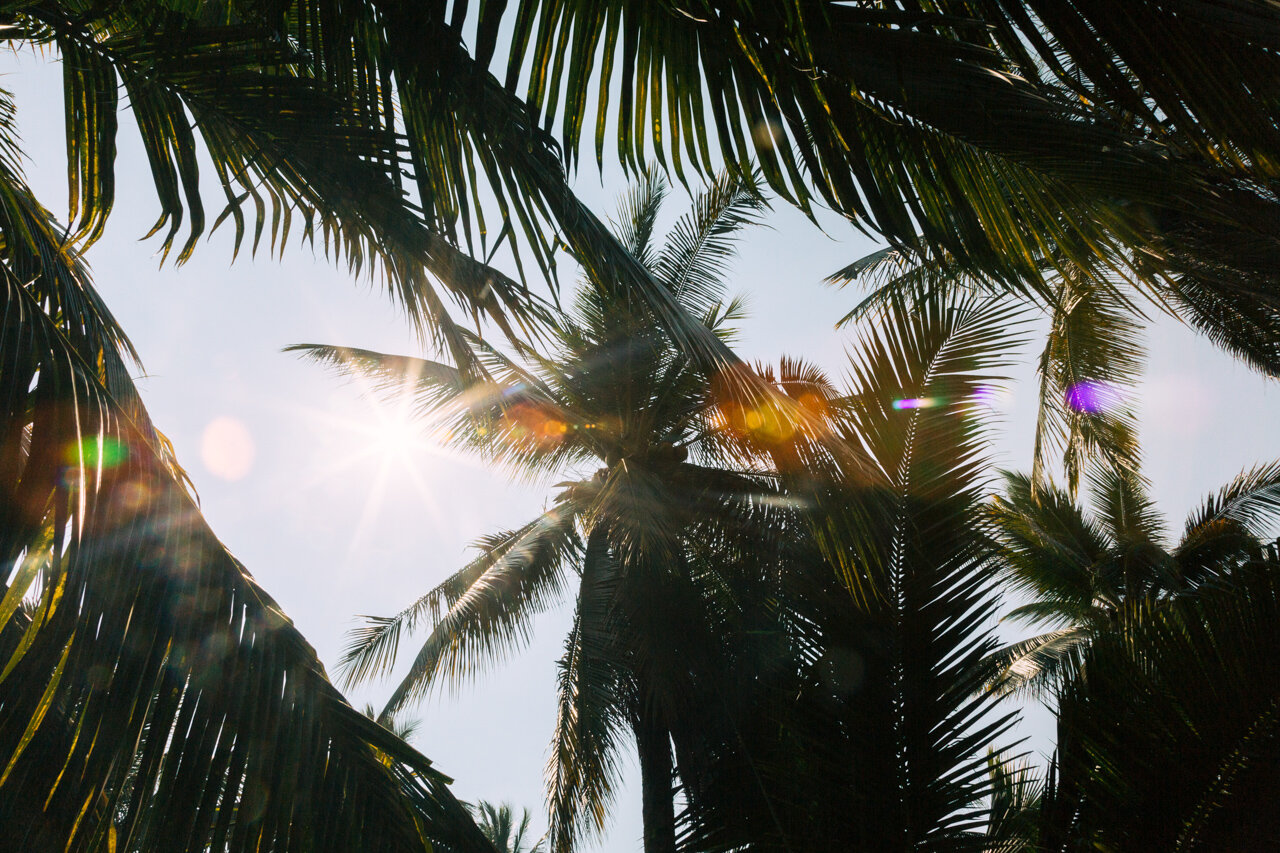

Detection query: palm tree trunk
xmin=635 ymin=701 xmax=677 ymax=853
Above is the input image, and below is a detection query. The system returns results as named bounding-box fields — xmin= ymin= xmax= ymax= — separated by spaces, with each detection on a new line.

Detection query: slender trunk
xmin=635 ymin=700 xmax=677 ymax=853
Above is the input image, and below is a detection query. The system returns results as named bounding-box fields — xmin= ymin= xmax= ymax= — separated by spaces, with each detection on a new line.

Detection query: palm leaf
xmin=369 ymin=504 xmax=583 ymax=719
xmin=1042 ymin=553 xmax=1280 ymax=851
xmin=0 ymin=261 xmax=493 ymax=853
xmin=545 ymin=528 xmax=630 ymax=853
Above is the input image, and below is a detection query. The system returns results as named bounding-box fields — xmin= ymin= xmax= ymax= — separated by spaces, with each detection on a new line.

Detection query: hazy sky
xmin=6 ymin=46 xmax=1280 ymax=850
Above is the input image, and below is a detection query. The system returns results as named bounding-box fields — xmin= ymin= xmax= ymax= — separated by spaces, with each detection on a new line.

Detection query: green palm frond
xmin=977 ymin=1 xmax=1280 ymax=171
xmin=609 ymin=170 xmax=667 ymax=265
xmin=652 ymin=168 xmax=768 ymax=316
xmin=1032 ymin=273 xmax=1145 ymax=495
xmin=546 ymin=529 xmax=630 ymax=853
xmin=339 ymin=508 xmax=580 ymax=694
xmin=500 ymin=0 xmax=1280 ymax=308
xmin=983 ymin=627 xmax=1092 ymax=700
xmin=473 ymin=801 xmax=546 ymax=853
xmin=985 ymin=751 xmax=1043 ymax=853
xmin=1042 ymin=552 xmax=1280 ymax=851
xmin=1165 ymin=276 xmax=1280 ymax=378
xmin=829 ymin=289 xmax=1028 ymax=600
xmin=1090 ymin=466 xmax=1165 ymax=548
xmin=367 ymin=504 xmax=583 ymax=718
xmin=989 ymin=472 xmax=1112 ymax=622
xmin=830 ymin=241 xmax=1147 ymax=496
xmin=676 ymin=287 xmax=1026 ymax=852
xmin=0 ymin=253 xmax=491 ymax=853
xmin=1183 ymin=461 xmax=1280 ymax=543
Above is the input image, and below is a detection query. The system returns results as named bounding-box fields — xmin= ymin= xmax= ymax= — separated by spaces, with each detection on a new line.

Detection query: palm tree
xmin=1039 ymin=546 xmax=1280 ymax=851
xmin=674 ymin=289 xmax=1027 ymax=851
xmin=472 ymin=801 xmax=546 ymax=853
xmin=6 ymin=3 xmax=1280 ymax=849
xmin=826 ymin=240 xmax=1280 ymax=495
xmin=0 ymin=113 xmax=498 ymax=852
xmin=294 ymin=172 xmax=796 ymax=853
xmin=986 ymin=463 xmax=1280 ymax=698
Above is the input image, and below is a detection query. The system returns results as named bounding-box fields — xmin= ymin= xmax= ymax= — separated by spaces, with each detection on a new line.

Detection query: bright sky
xmin=6 ymin=47 xmax=1280 ymax=850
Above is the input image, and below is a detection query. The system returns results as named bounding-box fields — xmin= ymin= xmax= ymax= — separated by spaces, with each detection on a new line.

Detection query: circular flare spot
xmin=201 ymin=417 xmax=255 ymax=481
xmin=1064 ymin=381 xmax=1118 ymax=414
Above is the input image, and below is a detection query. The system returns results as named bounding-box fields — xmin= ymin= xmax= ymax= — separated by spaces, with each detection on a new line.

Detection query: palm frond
xmin=983 ymin=627 xmax=1092 ymax=700
xmin=1183 ymin=461 xmax=1280 ymax=543
xmin=1090 ymin=466 xmax=1165 ymax=548
xmin=608 ymin=169 xmax=667 ymax=265
xmin=989 ymin=472 xmax=1112 ymax=625
xmin=545 ymin=529 xmax=630 ymax=853
xmin=1032 ymin=273 xmax=1145 ymax=495
xmin=1166 ymin=276 xmax=1280 ymax=378
xmin=680 ymin=287 xmax=1025 ymax=850
xmin=652 ymin=169 xmax=768 ymax=317
xmin=0 ymin=262 xmax=492 ymax=853
xmin=374 ymin=504 xmax=582 ymax=718
xmin=985 ymin=751 xmax=1043 ymax=853
xmin=1043 ymin=553 xmax=1280 ymax=850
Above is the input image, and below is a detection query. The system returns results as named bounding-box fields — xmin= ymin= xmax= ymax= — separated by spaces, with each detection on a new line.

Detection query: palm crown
xmin=987 ymin=463 xmax=1280 ymax=698
xmin=295 ymin=171 xmax=797 ymax=853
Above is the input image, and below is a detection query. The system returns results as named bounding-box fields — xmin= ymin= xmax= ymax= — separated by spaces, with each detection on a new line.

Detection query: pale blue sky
xmin=6 ymin=46 xmax=1280 ymax=850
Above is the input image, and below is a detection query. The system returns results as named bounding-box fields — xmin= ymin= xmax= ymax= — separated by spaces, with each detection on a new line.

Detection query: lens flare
xmin=201 ymin=417 xmax=255 ymax=481
xmin=64 ymin=436 xmax=128 ymax=469
xmin=1064 ymin=381 xmax=1118 ymax=414
xmin=892 ymin=397 xmax=940 ymax=410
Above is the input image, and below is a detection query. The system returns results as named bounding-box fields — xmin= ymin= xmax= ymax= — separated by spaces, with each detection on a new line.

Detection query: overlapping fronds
xmin=1033 ymin=275 xmax=1144 ymax=494
xmin=498 ymin=0 xmax=1280 ymax=309
xmin=984 ymin=752 xmax=1043 ymax=853
xmin=986 ymin=460 xmax=1280 ymax=700
xmin=1042 ymin=552 xmax=1280 ymax=851
xmin=830 ymin=241 xmax=1148 ymax=496
xmin=677 ymin=290 xmax=1025 ymax=851
xmin=311 ymin=175 xmax=824 ymax=853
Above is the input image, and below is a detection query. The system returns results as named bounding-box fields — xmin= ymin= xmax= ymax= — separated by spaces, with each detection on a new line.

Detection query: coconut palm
xmin=827 ymin=240 xmax=1280 ymax=495
xmin=0 ymin=104 xmax=500 ymax=852
xmin=673 ymin=289 xmax=1027 ymax=851
xmin=5 ymin=3 xmax=1280 ymax=850
xmin=986 ymin=462 xmax=1280 ymax=698
xmin=472 ymin=802 xmax=546 ymax=853
xmin=294 ymin=172 xmax=801 ymax=853
xmin=1041 ymin=545 xmax=1280 ymax=850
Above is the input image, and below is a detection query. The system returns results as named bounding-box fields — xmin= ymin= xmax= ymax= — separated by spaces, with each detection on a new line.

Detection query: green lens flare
xmin=65 ymin=437 xmax=128 ymax=469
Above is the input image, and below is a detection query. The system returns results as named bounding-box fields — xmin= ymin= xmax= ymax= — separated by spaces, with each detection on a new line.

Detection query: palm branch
xmin=1041 ymin=549 xmax=1280 ymax=850
xmin=676 ymin=288 xmax=1027 ymax=851
xmin=305 ymin=173 xmax=796 ymax=853
xmin=0 ymin=114 xmax=495 ymax=851
xmin=986 ymin=462 xmax=1280 ymax=699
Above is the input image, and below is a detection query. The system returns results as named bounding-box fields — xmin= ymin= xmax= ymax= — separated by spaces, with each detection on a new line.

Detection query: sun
xmin=369 ymin=406 xmax=426 ymax=460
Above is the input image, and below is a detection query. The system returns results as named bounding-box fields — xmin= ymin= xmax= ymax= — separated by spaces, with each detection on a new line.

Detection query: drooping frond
xmin=372 ymin=504 xmax=583 ymax=718
xmin=1043 ymin=553 xmax=1280 ymax=850
xmin=0 ymin=258 xmax=492 ymax=853
xmin=983 ymin=627 xmax=1092 ymax=700
xmin=545 ymin=529 xmax=630 ymax=853
xmin=339 ymin=507 xmax=579 ymax=692
xmin=1183 ymin=461 xmax=1280 ymax=543
xmin=1032 ymin=273 xmax=1145 ymax=495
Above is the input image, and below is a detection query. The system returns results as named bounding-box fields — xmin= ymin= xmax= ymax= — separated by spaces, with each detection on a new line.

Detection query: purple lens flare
xmin=892 ymin=397 xmax=939 ymax=410
xmin=1064 ymin=381 xmax=1119 ymax=414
